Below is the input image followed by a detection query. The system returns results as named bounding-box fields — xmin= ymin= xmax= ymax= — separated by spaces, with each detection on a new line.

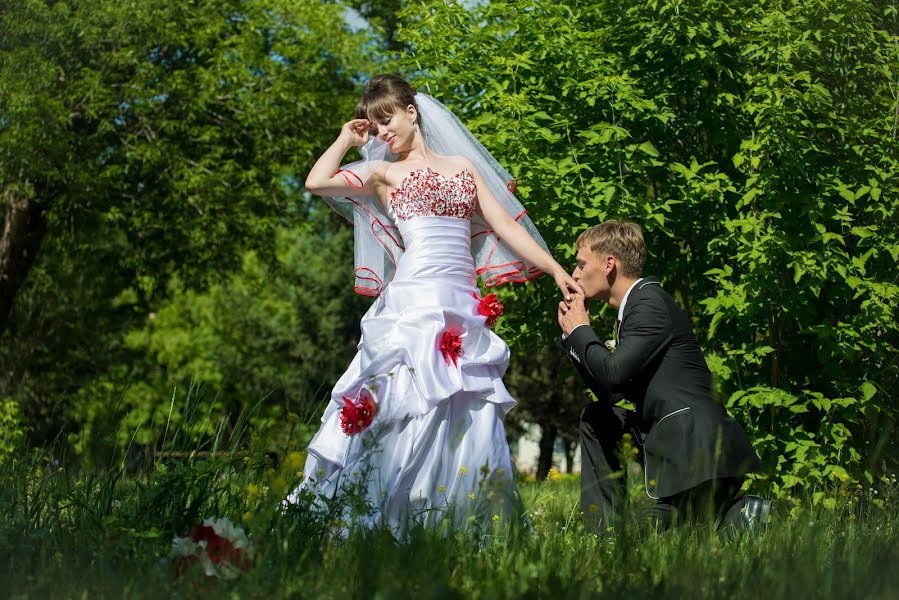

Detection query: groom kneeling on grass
xmin=557 ymin=219 xmax=770 ymax=534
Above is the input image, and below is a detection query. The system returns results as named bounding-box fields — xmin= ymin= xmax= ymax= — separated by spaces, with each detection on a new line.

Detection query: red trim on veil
xmin=353 ymin=267 xmax=383 ymax=296
xmin=472 ymin=209 xmax=544 ymax=287
xmin=331 ymin=168 xmax=405 ymax=297
xmin=337 ymin=169 xmax=365 ymax=189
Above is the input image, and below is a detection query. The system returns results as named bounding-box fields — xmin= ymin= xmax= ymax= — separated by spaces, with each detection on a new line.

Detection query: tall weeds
xmin=1 ymin=389 xmax=897 ymax=598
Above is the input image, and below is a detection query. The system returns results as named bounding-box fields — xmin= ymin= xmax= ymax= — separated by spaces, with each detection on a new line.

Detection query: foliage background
xmin=1 ymin=0 xmax=897 ymax=499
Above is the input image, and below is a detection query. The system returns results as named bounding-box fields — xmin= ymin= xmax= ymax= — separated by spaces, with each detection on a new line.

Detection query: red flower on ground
xmin=340 ymin=388 xmax=377 ymax=435
xmin=477 ymin=293 xmax=504 ymax=327
xmin=188 ymin=525 xmax=251 ymax=571
xmin=171 ymin=517 xmax=254 ymax=580
xmin=172 ymin=523 xmax=252 ymax=579
xmin=440 ymin=326 xmax=465 ymax=367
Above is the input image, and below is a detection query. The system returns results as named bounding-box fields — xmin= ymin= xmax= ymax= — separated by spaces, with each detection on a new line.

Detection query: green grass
xmin=1 ymin=444 xmax=897 ymax=600
xmin=1 ymin=395 xmax=897 ymax=599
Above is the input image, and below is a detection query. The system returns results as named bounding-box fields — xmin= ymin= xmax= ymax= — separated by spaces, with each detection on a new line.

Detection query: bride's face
xmin=370 ymin=104 xmax=418 ymax=152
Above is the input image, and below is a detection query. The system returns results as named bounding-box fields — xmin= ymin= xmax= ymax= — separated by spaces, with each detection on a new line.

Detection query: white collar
xmin=617 ymin=278 xmax=644 ymax=322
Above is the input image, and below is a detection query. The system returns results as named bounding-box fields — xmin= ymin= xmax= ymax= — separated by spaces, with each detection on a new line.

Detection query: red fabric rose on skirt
xmin=477 ymin=293 xmax=504 ymax=327
xmin=440 ymin=326 xmax=465 ymax=367
xmin=340 ymin=388 xmax=377 ymax=435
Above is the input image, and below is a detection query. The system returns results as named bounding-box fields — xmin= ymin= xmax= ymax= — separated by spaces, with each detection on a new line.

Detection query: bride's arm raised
xmin=466 ymin=160 xmax=582 ymax=301
xmin=305 ymin=119 xmax=380 ymax=197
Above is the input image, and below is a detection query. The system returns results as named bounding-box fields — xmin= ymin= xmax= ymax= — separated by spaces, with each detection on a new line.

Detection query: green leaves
xmin=2 ymin=0 xmax=373 ymax=297
xmin=3 ymin=0 xmax=896 ymax=496
xmin=859 ymin=382 xmax=877 ymax=402
xmin=0 ymin=0 xmax=377 ymax=447
xmin=398 ymin=0 xmax=899 ymax=496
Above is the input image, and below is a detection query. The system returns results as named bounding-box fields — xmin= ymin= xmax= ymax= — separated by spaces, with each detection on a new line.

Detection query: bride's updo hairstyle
xmin=356 ymin=74 xmax=422 ymax=134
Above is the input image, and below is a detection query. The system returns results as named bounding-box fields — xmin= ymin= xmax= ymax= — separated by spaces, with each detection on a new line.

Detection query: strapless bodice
xmin=389 ymin=167 xmax=477 ymax=221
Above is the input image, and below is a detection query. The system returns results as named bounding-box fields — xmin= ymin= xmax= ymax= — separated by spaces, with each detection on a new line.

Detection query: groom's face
xmin=573 ymin=245 xmax=613 ymax=302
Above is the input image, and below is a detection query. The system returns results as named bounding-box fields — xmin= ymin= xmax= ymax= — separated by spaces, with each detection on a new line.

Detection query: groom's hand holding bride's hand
xmin=557 ymin=291 xmax=589 ymax=336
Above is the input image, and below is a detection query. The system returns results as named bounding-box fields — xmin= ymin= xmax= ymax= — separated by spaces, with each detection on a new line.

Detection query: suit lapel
xmin=618 ymin=277 xmax=660 ymax=339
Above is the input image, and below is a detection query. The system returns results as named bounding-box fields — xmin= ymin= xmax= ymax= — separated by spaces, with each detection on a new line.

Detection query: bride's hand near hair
xmin=339 ymin=118 xmax=371 ymax=148
xmin=305 ymin=119 xmax=376 ymax=197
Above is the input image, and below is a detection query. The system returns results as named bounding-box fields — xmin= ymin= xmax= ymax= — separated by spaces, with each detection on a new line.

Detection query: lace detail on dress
xmin=389 ymin=167 xmax=477 ymax=221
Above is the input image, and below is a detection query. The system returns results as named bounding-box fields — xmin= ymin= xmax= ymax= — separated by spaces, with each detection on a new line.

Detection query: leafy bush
xmin=0 ymin=398 xmax=25 ymax=465
xmin=396 ymin=0 xmax=899 ymax=496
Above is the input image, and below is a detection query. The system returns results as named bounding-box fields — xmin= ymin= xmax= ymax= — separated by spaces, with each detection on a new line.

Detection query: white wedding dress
xmin=288 ymin=167 xmax=521 ymax=534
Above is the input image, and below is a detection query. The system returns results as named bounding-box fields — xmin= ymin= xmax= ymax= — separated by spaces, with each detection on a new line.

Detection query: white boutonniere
xmin=604 ymin=339 xmax=616 ymax=352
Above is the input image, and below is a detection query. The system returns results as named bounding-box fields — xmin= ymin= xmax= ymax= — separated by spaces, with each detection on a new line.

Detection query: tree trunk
xmin=536 ymin=424 xmax=557 ymax=480
xmin=562 ymin=437 xmax=577 ymax=474
xmin=0 ymin=190 xmax=47 ymax=336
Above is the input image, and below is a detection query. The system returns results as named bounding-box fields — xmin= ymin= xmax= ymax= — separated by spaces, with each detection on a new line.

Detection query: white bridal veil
xmin=324 ymin=93 xmax=550 ymax=296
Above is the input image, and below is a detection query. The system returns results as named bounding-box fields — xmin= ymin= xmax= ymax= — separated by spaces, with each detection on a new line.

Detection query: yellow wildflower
xmin=468 ymin=492 xmax=476 ymax=500
xmin=649 ymin=479 xmax=656 ymax=487
xmin=459 ymin=466 xmax=468 ymax=477
xmin=438 ymin=485 xmax=446 ymax=493
xmin=242 ymin=511 xmax=253 ymax=523
xmin=285 ymin=451 xmax=303 ymax=472
xmin=245 ymin=483 xmax=260 ymax=501
xmin=547 ymin=468 xmax=562 ymax=481
xmin=492 ymin=514 xmax=500 ymax=523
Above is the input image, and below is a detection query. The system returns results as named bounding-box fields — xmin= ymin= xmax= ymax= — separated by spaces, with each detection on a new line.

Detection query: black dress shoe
xmin=719 ymin=495 xmax=771 ymax=536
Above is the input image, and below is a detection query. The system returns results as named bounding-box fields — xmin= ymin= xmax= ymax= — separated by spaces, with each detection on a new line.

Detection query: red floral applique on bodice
xmin=389 ymin=167 xmax=477 ymax=221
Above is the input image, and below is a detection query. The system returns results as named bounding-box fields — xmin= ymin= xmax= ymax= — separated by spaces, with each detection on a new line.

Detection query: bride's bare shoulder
xmin=433 ymin=154 xmax=475 ymax=174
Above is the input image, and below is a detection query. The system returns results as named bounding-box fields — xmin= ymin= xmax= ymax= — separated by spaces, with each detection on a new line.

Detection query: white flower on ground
xmin=170 ymin=536 xmax=197 ymax=557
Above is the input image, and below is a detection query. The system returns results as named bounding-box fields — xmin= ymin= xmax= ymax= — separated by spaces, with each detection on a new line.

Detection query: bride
xmin=287 ymin=74 xmax=579 ymax=534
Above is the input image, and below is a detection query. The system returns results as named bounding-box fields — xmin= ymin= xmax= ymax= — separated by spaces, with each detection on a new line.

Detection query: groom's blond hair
xmin=577 ymin=220 xmax=646 ymax=278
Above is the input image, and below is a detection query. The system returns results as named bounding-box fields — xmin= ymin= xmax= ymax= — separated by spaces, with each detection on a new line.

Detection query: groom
xmin=557 ymin=220 xmax=769 ymax=533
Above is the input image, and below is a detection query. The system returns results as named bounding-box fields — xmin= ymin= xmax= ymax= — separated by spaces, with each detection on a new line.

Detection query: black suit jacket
xmin=561 ymin=278 xmax=761 ymax=498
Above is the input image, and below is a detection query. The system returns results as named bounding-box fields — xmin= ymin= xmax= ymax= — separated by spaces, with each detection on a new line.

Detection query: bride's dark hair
xmin=356 ymin=74 xmax=422 ymax=132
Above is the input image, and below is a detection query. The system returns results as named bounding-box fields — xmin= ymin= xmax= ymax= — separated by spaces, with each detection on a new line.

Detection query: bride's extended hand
xmin=552 ymin=268 xmax=583 ymax=302
xmin=339 ymin=118 xmax=371 ymax=148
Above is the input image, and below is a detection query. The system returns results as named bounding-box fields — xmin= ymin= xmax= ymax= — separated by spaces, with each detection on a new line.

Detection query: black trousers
xmin=579 ymin=401 xmax=742 ymax=531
